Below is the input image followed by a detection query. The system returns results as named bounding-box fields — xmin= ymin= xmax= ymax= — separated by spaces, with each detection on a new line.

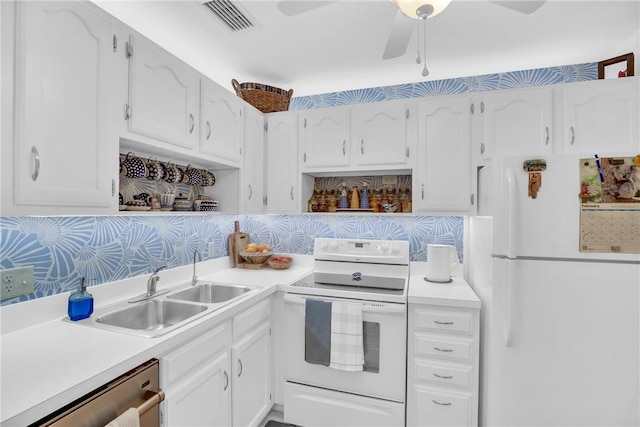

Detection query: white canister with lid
xmin=425 ymin=244 xmax=459 ymax=283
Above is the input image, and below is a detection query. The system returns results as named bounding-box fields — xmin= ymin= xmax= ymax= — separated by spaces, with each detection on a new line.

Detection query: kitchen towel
xmin=104 ymin=408 xmax=140 ymax=427
xmin=304 ymin=298 xmax=332 ymax=366
xmin=329 ymin=301 xmax=364 ymax=371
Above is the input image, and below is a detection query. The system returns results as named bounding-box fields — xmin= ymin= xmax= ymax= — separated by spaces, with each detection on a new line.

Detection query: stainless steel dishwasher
xmin=30 ymin=359 xmax=164 ymax=427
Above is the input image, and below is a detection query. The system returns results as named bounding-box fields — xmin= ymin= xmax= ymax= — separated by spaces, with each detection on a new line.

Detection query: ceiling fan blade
xmin=276 ymin=1 xmax=337 ymax=16
xmin=490 ymin=1 xmax=547 ymax=14
xmin=382 ymin=9 xmax=414 ymax=60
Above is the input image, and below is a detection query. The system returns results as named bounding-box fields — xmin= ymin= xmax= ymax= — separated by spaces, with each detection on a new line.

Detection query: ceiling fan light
xmin=392 ymin=0 xmax=452 ymax=19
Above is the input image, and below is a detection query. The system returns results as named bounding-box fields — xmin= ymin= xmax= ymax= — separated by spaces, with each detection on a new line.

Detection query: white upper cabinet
xmin=561 ymin=77 xmax=639 ymax=155
xmin=7 ymin=1 xmax=118 ymax=215
xmin=483 ymin=87 xmax=553 ymax=159
xmin=415 ymin=96 xmax=472 ymax=214
xmin=355 ymin=102 xmax=410 ymax=167
xmin=266 ymin=112 xmax=299 ymax=214
xmin=127 ymin=34 xmax=200 ymax=150
xmin=300 ymin=107 xmax=351 ymax=170
xmin=200 ymin=78 xmax=244 ymax=164
xmin=243 ymin=107 xmax=265 ymax=213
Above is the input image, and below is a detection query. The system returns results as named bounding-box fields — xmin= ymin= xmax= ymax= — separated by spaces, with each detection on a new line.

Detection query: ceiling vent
xmin=202 ymin=0 xmax=256 ymax=32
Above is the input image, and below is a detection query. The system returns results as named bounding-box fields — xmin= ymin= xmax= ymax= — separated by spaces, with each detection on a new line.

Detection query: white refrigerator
xmin=466 ymin=154 xmax=640 ymax=426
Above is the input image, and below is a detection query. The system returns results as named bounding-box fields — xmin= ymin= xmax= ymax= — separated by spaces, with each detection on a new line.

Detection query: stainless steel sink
xmin=167 ymin=283 xmax=257 ymax=304
xmin=94 ymin=299 xmax=208 ymax=335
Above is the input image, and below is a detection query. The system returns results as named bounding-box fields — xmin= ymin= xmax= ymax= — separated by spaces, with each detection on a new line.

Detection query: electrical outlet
xmin=1 ymin=266 xmax=35 ymax=300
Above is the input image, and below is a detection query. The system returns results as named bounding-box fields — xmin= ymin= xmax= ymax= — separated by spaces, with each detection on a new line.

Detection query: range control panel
xmin=313 ymin=238 xmax=409 ymax=265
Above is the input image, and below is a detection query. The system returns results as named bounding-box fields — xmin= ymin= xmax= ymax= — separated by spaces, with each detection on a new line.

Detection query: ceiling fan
xmin=276 ymin=0 xmax=547 ymax=62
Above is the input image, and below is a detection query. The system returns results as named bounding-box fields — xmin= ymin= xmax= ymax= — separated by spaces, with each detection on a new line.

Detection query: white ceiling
xmin=94 ymin=0 xmax=640 ymax=97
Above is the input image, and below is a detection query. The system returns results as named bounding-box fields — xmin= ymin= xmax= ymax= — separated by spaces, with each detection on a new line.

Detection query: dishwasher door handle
xmin=137 ymin=388 xmax=165 ymax=417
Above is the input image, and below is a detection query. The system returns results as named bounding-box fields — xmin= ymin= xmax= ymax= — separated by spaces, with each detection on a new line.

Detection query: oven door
xmin=284 ymin=293 xmax=406 ymax=402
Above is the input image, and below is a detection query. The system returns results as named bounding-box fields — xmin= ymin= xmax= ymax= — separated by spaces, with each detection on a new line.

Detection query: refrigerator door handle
xmin=505 ymin=167 xmax=517 ymax=259
xmin=505 ymin=260 xmax=514 ymax=347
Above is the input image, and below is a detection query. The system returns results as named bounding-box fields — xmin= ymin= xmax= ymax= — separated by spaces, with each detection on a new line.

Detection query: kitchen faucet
xmin=192 ymin=250 xmax=202 ymax=286
xmin=147 ymin=266 xmax=167 ymax=297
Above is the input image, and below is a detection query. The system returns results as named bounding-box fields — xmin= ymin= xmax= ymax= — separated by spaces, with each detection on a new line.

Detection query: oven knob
xmin=331 ymin=240 xmax=339 ymax=250
xmin=391 ymin=244 xmax=400 ymax=254
xmin=380 ymin=243 xmax=390 ymax=253
xmin=318 ymin=240 xmax=329 ymax=250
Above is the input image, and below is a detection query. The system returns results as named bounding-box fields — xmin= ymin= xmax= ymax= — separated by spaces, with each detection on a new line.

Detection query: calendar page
xmin=579 ymin=155 xmax=640 ymax=254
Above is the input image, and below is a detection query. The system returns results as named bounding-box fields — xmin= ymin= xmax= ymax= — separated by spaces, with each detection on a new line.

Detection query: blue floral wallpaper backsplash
xmin=289 ymin=62 xmax=597 ymax=110
xmin=0 ymin=215 xmax=462 ymax=305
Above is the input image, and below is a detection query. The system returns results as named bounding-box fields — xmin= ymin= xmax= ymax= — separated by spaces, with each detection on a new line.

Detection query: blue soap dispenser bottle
xmin=68 ymin=278 xmax=94 ymax=321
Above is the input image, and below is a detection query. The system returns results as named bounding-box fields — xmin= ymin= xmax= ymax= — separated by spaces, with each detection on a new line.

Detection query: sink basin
xmin=167 ymin=283 xmax=257 ymax=304
xmin=95 ymin=299 xmax=208 ymax=333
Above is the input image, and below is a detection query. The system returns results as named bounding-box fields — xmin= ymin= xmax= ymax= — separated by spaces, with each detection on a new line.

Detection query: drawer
xmin=409 ymin=385 xmax=473 ymax=427
xmin=414 ymin=333 xmax=474 ymax=362
xmin=162 ymin=320 xmax=230 ymax=386
xmin=233 ymin=297 xmax=271 ymax=341
xmin=414 ymin=359 xmax=473 ymax=389
xmin=414 ymin=307 xmax=474 ymax=335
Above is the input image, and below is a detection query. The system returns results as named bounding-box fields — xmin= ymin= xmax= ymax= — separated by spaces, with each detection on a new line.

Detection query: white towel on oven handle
xmin=329 ymin=301 xmax=364 ymax=371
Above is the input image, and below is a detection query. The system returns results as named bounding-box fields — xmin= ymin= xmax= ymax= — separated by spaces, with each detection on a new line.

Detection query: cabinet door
xmin=164 ymin=351 xmax=232 ymax=427
xmin=300 ymin=107 xmax=350 ymax=169
xmin=415 ymin=97 xmax=472 ymax=213
xmin=483 ymin=87 xmax=553 ymax=159
xmin=13 ymin=1 xmax=116 ymax=211
xmin=200 ymin=78 xmax=244 ymax=163
xmin=232 ymin=322 xmax=272 ymax=427
xmin=128 ymin=35 xmax=200 ymax=150
xmin=266 ymin=113 xmax=298 ymax=213
xmin=562 ymin=78 xmax=639 ymax=154
xmin=356 ymin=103 xmax=409 ymax=166
xmin=243 ymin=107 xmax=265 ymax=213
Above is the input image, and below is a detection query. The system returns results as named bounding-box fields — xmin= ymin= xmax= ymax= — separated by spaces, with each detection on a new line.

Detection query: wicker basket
xmin=232 ymin=79 xmax=293 ymax=113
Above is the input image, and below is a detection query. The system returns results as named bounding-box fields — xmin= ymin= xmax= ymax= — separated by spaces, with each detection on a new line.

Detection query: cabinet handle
xmin=189 ymin=114 xmax=195 ymax=134
xmin=470 ymin=103 xmax=474 ymax=114
xmin=303 ymin=153 xmax=307 ymax=163
xmin=360 ymin=139 xmax=364 ymax=155
xmin=544 ymin=126 xmax=549 ymax=145
xmin=342 ymin=140 xmax=346 ymax=156
xmin=434 ymin=347 xmax=454 ymax=353
xmin=480 ymin=142 xmax=485 ymax=155
xmin=248 ymin=184 xmax=253 ymax=200
xmin=290 ymin=186 xmax=294 ymax=201
xmin=434 ymin=320 xmax=454 ymax=325
xmin=433 ymin=373 xmax=453 ymax=379
xmin=421 ymin=183 xmax=424 ymax=200
xmin=223 ymin=371 xmax=229 ymax=390
xmin=112 ymin=179 xmax=116 ymax=196
xmin=470 ymin=193 xmax=475 ymax=205
xmin=406 ymin=147 xmax=410 ymax=158
xmin=432 ymin=400 xmax=452 ymax=406
xmin=206 ymin=121 xmax=211 ymax=140
xmin=238 ymin=359 xmax=243 ymax=377
xmin=31 ymin=146 xmax=40 ymax=181
xmin=480 ymin=101 xmax=485 ymax=113
xmin=570 ymin=126 xmax=575 ymax=145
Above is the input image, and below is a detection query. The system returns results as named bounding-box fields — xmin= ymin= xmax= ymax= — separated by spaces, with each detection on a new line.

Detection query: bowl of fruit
xmin=239 ymin=243 xmax=273 ymax=264
xmin=267 ymin=255 xmax=293 ymax=270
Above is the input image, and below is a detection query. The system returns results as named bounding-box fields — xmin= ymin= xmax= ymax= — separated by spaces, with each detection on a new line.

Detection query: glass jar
xmin=399 ymin=187 xmax=412 ymax=213
xmin=318 ymin=190 xmax=328 ymax=212
xmin=308 ymin=188 xmax=322 ymax=212
xmin=370 ymin=188 xmax=381 ymax=212
xmin=326 ymin=189 xmax=337 ymax=212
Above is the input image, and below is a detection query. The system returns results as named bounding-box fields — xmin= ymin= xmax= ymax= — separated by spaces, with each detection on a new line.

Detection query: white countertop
xmin=408 ymin=262 xmax=481 ymax=309
xmin=1 ymin=258 xmax=480 ymax=425
xmin=0 ymin=256 xmax=313 ymax=426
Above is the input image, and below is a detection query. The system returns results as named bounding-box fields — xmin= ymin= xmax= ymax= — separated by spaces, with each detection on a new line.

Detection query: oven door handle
xmin=284 ymin=293 xmax=405 ymax=314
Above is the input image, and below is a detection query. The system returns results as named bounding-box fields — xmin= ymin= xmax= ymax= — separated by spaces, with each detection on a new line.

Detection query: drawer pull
xmin=223 ymin=370 xmax=229 ymax=391
xmin=433 ymin=373 xmax=453 ymax=379
xmin=434 ymin=347 xmax=453 ymax=353
xmin=434 ymin=320 xmax=454 ymax=325
xmin=432 ymin=399 xmax=452 ymax=406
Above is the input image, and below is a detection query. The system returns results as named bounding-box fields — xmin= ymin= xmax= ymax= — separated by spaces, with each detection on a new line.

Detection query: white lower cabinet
xmin=407 ymin=305 xmax=480 ymax=427
xmin=162 ymin=321 xmax=232 ymax=427
xmin=161 ymin=297 xmax=273 ymax=427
